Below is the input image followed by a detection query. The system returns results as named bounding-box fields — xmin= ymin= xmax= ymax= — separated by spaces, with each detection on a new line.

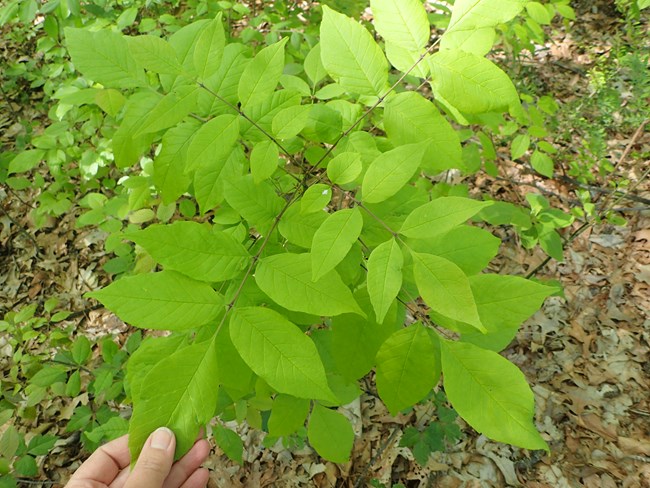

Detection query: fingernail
xmin=151 ymin=427 xmax=174 ymax=450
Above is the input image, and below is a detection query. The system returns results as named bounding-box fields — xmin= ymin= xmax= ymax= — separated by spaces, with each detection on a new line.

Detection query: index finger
xmin=69 ymin=434 xmax=131 ymax=485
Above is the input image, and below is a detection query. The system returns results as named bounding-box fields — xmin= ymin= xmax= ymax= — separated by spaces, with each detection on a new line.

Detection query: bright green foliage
xmin=441 ymin=340 xmax=549 ymax=451
xmin=238 ymin=38 xmax=288 ymax=109
xmin=65 ymin=28 xmax=145 ymax=88
xmin=307 ymin=404 xmax=355 ymax=463
xmin=362 ymin=143 xmax=427 ymax=203
xmin=255 ymin=254 xmax=364 ymax=317
xmin=441 ymin=0 xmax=527 ymax=55
xmin=311 ymin=208 xmax=363 ymax=281
xmin=429 ymin=50 xmax=520 ymax=114
xmin=53 ymin=0 xmax=561 ymax=466
xmin=320 ymin=5 xmax=389 ymax=96
xmin=412 ymin=253 xmax=484 ymax=332
xmin=376 ymin=324 xmax=440 ymax=415
xmin=230 ymin=307 xmax=337 ymax=403
xmin=127 ymin=35 xmax=183 ymax=75
xmin=125 ymin=221 xmax=250 ymax=282
xmin=250 ymin=141 xmax=280 ymax=183
xmin=128 ymin=340 xmax=219 ymax=461
xmin=367 ymin=238 xmax=403 ymax=323
xmin=384 ymin=92 xmax=461 ymax=172
xmin=400 ymin=197 xmax=492 ymax=239
xmin=268 ymin=395 xmax=310 ymax=437
xmin=87 ymin=271 xmax=224 ymax=330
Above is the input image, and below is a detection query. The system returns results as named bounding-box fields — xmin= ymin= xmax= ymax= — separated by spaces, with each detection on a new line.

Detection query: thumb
xmin=125 ymin=427 xmax=176 ymax=488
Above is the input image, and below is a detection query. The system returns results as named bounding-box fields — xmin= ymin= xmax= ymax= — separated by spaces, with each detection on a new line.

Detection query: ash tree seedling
xmin=63 ymin=0 xmax=557 ymax=464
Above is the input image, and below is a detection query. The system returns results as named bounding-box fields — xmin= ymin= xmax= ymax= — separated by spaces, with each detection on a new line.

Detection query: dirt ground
xmin=1 ymin=2 xmax=649 ymax=487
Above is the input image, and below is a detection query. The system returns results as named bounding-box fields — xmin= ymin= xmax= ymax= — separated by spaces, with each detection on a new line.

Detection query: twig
xmin=558 ymin=174 xmax=650 ymax=206
xmin=353 ymin=428 xmax=400 ymax=488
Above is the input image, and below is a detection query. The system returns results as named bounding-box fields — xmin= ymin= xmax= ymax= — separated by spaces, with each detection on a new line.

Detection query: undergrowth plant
xmin=21 ymin=0 xmax=563 ymax=465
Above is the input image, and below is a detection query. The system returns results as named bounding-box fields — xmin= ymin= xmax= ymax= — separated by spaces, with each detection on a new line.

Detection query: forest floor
xmin=1 ymin=2 xmax=649 ymax=487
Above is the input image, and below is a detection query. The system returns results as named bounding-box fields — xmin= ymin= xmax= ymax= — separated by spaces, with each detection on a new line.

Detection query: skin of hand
xmin=65 ymin=427 xmax=211 ymax=488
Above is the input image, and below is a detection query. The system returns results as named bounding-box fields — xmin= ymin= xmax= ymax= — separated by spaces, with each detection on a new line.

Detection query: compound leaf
xmin=134 ymin=85 xmax=199 ymax=137
xmin=186 ymin=114 xmax=239 ymax=173
xmin=250 ymin=140 xmax=279 ymax=183
xmin=223 ymin=175 xmax=284 ymax=236
xmin=127 ymin=35 xmax=183 ymax=74
xmin=441 ymin=340 xmax=548 ymax=451
xmin=194 ymin=13 xmax=225 ymax=80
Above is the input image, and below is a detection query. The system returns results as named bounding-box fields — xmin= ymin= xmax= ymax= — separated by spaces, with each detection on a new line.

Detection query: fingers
xmin=66 ymin=434 xmax=131 ymax=486
xmin=124 ymin=427 xmax=175 ymax=488
xmin=180 ymin=468 xmax=210 ymax=488
xmin=163 ymin=439 xmax=211 ymax=488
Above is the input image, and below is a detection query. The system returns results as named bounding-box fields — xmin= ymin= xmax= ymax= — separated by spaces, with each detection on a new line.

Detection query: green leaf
xmin=134 ymin=85 xmax=199 ymax=137
xmin=72 ymin=336 xmax=91 ymax=365
xmin=126 ymin=335 xmax=188 ymax=403
xmin=327 ymin=152 xmax=362 ymax=185
xmin=250 ymin=140 xmax=279 ymax=183
xmin=412 ymin=252 xmax=484 ymax=332
xmin=271 ymin=105 xmax=312 ymax=139
xmin=279 ymin=205 xmax=328 ymax=249
xmin=304 ymin=43 xmax=327 ymax=85
xmin=238 ymin=38 xmax=288 ymax=109
xmin=85 ymin=416 xmax=129 ymax=443
xmin=400 ymin=197 xmax=492 ymax=239
xmin=311 ymin=208 xmax=363 ymax=281
xmin=526 ymin=2 xmax=553 ymax=24
xmin=95 ymin=89 xmax=125 ymax=117
xmin=362 ymin=143 xmax=426 ymax=203
xmin=26 ymin=435 xmax=58 ymax=456
xmin=255 ymin=253 xmax=364 ymax=317
xmin=112 ymin=92 xmax=160 ymax=168
xmin=14 ymin=455 xmax=37 ymax=477
xmin=194 ymin=13 xmax=225 ymax=80
xmin=384 ymin=92 xmax=462 ymax=172
xmin=367 ymin=238 xmax=403 ymax=324
xmin=441 ymin=340 xmax=548 ymax=451
xmin=268 ymin=395 xmax=310 ymax=437
xmin=0 ymin=426 xmax=19 ymax=458
xmin=428 ymin=49 xmax=519 ymax=114
xmin=65 ymin=28 xmax=145 ymax=88
xmin=530 ymin=150 xmax=554 ymax=177
xmin=376 ymin=323 xmax=440 ymax=415
xmin=441 ymin=0 xmax=527 ymax=56
xmin=370 ymin=0 xmax=430 ymax=52
xmin=307 ymin=404 xmax=354 ymax=463
xmin=194 ymin=144 xmax=245 ymax=215
xmin=129 ymin=339 xmax=219 ymax=461
xmin=223 ymin=175 xmax=284 ymax=236
xmin=198 ymin=43 xmax=251 ymax=115
xmin=408 ymin=226 xmax=500 ymax=275
xmin=230 ymin=307 xmax=337 ymax=403
xmin=511 ymin=133 xmax=530 ymax=160
xmin=301 ymin=105 xmax=342 ymax=144
xmin=320 ymin=5 xmax=389 ymax=96
xmin=301 ymin=184 xmax=332 ymax=214
xmin=8 ymin=149 xmax=44 ymax=174
xmin=214 ymin=425 xmax=243 ymax=464
xmin=186 ymin=114 xmax=239 ymax=173
xmin=461 ymin=274 xmax=555 ymax=351
xmin=126 ymin=221 xmax=250 ymax=282
xmin=30 ymin=366 xmax=67 ymax=387
xmin=126 ymin=35 xmax=183 ymax=74
xmin=87 ymin=271 xmax=224 ymax=330
xmin=153 ymin=120 xmax=198 ymax=205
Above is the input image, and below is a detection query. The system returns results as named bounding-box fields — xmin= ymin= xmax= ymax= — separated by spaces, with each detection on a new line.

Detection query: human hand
xmin=65 ymin=427 xmax=210 ymax=488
